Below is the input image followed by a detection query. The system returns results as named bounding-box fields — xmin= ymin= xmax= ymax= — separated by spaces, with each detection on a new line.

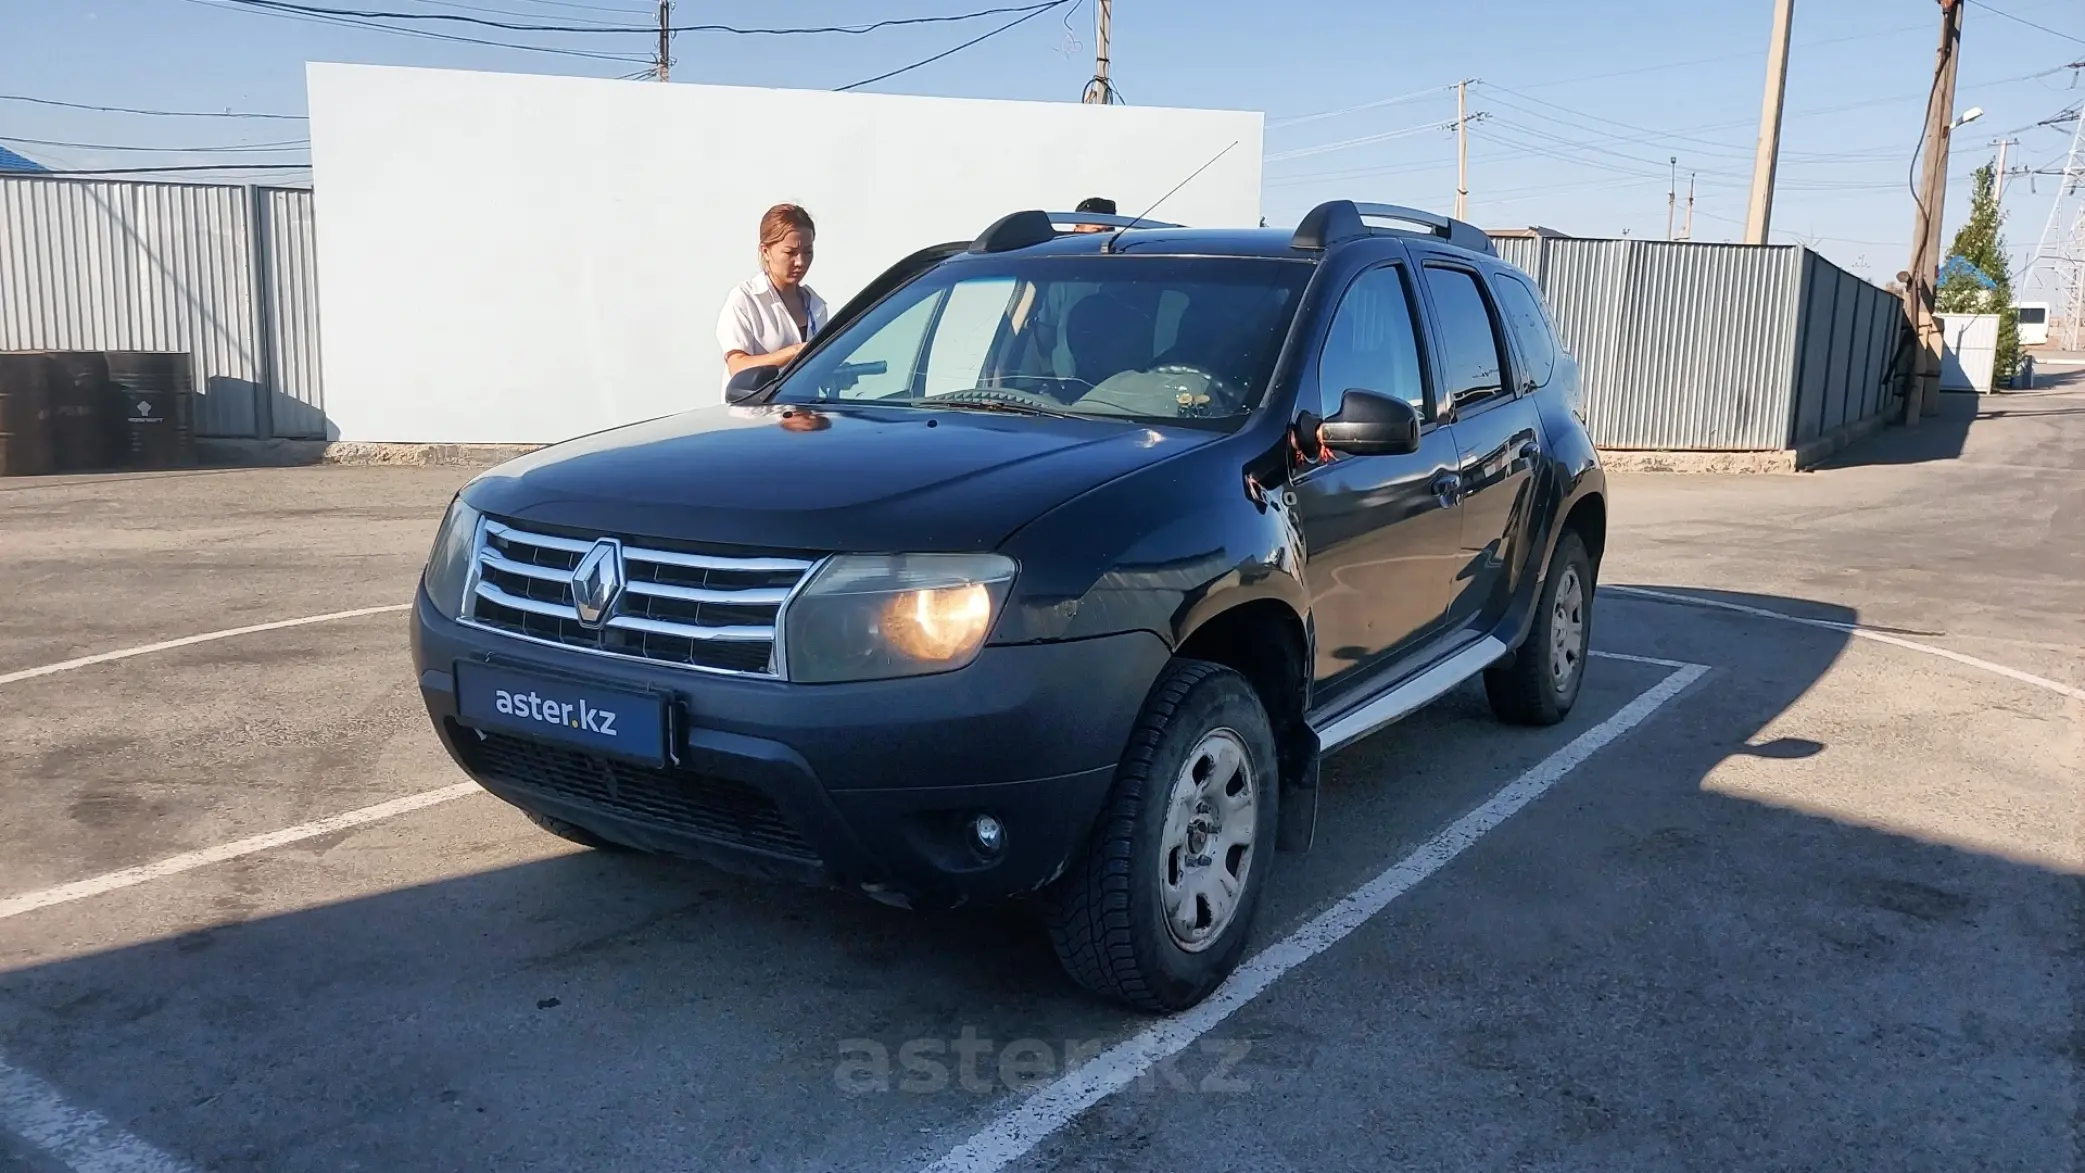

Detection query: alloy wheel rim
xmin=1158 ymin=728 xmax=1258 ymax=953
xmin=1550 ymin=565 xmax=1586 ymax=694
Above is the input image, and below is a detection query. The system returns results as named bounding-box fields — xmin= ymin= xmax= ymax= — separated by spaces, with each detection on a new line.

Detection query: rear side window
xmin=1317 ymin=264 xmax=1428 ymax=418
xmin=1421 ymin=265 xmax=1510 ymax=408
xmin=1489 ymin=271 xmax=1556 ymax=388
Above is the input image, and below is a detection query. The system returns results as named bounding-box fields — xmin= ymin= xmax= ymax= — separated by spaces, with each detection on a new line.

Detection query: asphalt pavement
xmin=0 ymin=383 xmax=2078 ymax=1173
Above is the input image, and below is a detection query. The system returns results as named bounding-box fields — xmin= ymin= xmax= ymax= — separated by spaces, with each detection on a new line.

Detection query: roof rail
xmin=968 ymin=209 xmax=1184 ymax=254
xmin=1290 ymin=200 xmax=1496 ymax=256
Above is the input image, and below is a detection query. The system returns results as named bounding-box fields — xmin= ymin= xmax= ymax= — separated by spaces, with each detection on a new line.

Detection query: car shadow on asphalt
xmin=0 ymin=588 xmax=2077 ymax=1172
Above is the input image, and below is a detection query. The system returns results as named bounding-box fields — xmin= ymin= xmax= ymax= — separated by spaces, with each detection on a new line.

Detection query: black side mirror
xmin=1319 ymin=389 xmax=1421 ymax=456
xmin=725 ymin=364 xmax=780 ymax=404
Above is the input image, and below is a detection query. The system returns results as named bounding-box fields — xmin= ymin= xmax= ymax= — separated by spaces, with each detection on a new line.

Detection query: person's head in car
xmin=1072 ymin=196 xmax=1116 ymax=233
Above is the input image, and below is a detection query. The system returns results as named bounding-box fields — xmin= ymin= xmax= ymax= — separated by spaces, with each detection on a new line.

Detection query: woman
xmin=716 ymin=203 xmax=827 ymax=399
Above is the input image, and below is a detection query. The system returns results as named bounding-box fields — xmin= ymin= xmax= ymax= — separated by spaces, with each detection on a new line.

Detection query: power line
xmin=1967 ymin=0 xmax=2085 ymax=48
xmin=1480 ymin=89 xmax=1757 ymax=162
xmin=206 ymin=0 xmax=1074 ymax=37
xmin=1266 ymin=84 xmax=1454 ymax=132
xmin=15 ymin=163 xmax=313 ymax=175
xmin=0 ymin=92 xmax=305 ymax=120
xmin=177 ymin=0 xmax=653 ymax=62
xmin=835 ymin=0 xmax=1073 ymax=92
xmin=1264 ymin=119 xmax=1460 ymax=164
xmin=1472 ymin=125 xmax=1696 ymax=182
xmin=408 ymin=0 xmax=637 ymax=29
xmin=1482 ymin=118 xmax=1751 ymax=181
xmin=1484 ymin=65 xmax=2084 ymax=187
xmin=0 ymin=134 xmax=310 ymax=153
xmin=1480 ymin=72 xmax=2080 ymax=165
xmin=502 ymin=0 xmax=652 ymax=14
xmin=1509 ymin=21 xmax=1933 ymax=93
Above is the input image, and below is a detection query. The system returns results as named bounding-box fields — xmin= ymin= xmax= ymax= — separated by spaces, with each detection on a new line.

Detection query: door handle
xmin=1431 ymin=472 xmax=1462 ymax=507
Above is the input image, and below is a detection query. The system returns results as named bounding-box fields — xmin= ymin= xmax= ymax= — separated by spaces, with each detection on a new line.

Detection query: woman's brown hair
xmin=759 ymin=203 xmax=815 ymax=249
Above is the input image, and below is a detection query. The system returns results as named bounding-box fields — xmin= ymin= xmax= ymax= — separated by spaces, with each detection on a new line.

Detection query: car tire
xmin=1044 ymin=659 xmax=1279 ymax=1013
xmin=1484 ymin=528 xmax=1595 ymax=726
xmin=522 ymin=808 xmax=636 ymax=852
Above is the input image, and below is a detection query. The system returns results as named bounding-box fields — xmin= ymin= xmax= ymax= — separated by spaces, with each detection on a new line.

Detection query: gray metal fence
xmin=1491 ymin=233 xmax=1906 ymax=452
xmin=0 ymin=175 xmax=326 ymax=438
xmin=1 ymin=174 xmax=1904 ymax=451
xmin=257 ymin=187 xmax=326 ymax=439
xmin=1790 ymin=249 xmax=1903 ymax=446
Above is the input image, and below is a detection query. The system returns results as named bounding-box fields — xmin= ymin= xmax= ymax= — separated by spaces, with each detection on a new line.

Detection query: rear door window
xmin=1488 ymin=271 xmax=1556 ymax=389
xmin=1421 ymin=264 xmax=1512 ymax=409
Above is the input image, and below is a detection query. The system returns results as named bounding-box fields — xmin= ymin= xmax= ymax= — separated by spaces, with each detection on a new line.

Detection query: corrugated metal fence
xmin=2 ymin=174 xmax=1906 ymax=450
xmin=0 ymin=175 xmax=325 ymax=438
xmin=1492 ymin=233 xmax=1907 ymax=451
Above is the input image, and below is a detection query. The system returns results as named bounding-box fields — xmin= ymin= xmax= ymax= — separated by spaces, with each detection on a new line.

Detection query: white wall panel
xmin=306 ymin=62 xmax=1264 ymax=444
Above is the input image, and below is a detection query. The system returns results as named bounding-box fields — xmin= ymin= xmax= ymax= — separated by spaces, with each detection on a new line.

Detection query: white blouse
xmin=715 ymin=273 xmax=828 ymax=399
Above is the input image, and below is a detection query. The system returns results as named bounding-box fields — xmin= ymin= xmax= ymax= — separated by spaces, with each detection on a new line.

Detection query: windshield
xmin=771 ymin=255 xmax=1312 ymax=424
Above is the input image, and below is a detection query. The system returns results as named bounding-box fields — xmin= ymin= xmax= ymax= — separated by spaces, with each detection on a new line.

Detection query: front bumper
xmin=411 ymin=587 xmax=1171 ymax=908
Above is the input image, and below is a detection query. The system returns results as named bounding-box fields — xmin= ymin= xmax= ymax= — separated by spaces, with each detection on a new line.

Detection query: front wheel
xmin=1044 ymin=660 xmax=1279 ymax=1013
xmin=1484 ymin=528 xmax=1595 ymax=726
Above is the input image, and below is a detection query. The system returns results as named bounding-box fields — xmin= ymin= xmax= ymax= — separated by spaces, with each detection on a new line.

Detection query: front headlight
xmin=421 ymin=494 xmax=483 ymax=620
xmin=783 ymin=553 xmax=1017 ymax=683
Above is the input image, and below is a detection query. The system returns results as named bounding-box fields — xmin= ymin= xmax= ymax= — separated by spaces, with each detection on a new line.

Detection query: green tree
xmin=1935 ymin=161 xmax=2019 ymax=380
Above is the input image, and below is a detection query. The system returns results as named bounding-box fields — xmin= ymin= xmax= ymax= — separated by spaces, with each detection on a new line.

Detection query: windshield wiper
xmin=915 ymin=390 xmax=1082 ymax=419
xmin=936 ymin=399 xmax=1078 ymax=419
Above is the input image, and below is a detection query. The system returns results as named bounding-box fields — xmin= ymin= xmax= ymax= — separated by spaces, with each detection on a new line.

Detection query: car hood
xmin=460 ymin=401 xmax=1224 ymax=553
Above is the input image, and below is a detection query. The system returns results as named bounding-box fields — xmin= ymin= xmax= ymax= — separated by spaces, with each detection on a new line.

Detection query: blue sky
xmin=3 ymin=0 xmax=2081 ymax=285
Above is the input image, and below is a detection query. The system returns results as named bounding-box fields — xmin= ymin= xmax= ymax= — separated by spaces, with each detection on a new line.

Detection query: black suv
xmin=411 ymin=200 xmax=1606 ymax=1012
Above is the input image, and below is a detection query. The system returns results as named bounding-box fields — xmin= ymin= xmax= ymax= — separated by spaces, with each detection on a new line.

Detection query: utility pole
xmin=1082 ymin=0 xmax=1114 ymax=103
xmin=1994 ymin=137 xmax=2015 ymax=203
xmin=1455 ymin=78 xmax=1476 ymax=220
xmin=1667 ymin=156 xmax=1678 ymax=241
xmin=2023 ymin=104 xmax=2083 ymax=302
xmin=1744 ymin=0 xmax=1796 ymax=244
xmin=1903 ymin=0 xmax=1966 ymax=424
xmin=655 ymin=0 xmax=672 ymax=81
xmin=1684 ymin=172 xmax=1697 ymax=240
xmin=2023 ymin=103 xmax=2084 ymax=347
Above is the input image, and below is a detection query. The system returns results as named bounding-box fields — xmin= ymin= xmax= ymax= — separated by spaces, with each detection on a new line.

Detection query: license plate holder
xmin=453 ymin=659 xmax=671 ymax=767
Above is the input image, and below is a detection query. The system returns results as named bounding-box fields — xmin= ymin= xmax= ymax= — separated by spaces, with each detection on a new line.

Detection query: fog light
xmin=969 ymin=814 xmax=1005 ymax=856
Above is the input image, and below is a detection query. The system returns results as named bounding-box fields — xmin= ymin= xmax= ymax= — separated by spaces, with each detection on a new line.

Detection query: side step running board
xmin=1310 ymin=636 xmax=1512 ymax=755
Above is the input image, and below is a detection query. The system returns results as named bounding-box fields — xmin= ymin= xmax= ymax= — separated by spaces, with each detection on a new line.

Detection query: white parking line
xmin=0 ymin=647 xmax=1697 ymax=1170
xmin=0 ymin=1050 xmax=198 ymax=1173
xmin=0 ymin=649 xmax=1679 ymax=925
xmin=1589 ymin=649 xmax=1696 ymax=669
xmin=1606 ymin=585 xmax=2085 ymax=703
xmin=0 ymin=783 xmax=482 ymax=923
xmin=920 ymin=658 xmax=1711 ymax=1173
xmin=0 ymin=605 xmax=411 ymax=689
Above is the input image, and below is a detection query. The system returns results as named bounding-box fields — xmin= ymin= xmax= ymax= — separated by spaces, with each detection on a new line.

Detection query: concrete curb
xmin=1598 ymin=406 xmax=1901 ymax=475
xmin=1595 ymin=448 xmax=1798 ymax=474
xmin=1791 ymin=407 xmax=1895 ymax=470
xmin=199 ymin=439 xmax=543 ymax=468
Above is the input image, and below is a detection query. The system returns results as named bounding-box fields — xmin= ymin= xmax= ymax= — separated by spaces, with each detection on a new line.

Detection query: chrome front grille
xmin=463 ymin=517 xmax=819 ymax=676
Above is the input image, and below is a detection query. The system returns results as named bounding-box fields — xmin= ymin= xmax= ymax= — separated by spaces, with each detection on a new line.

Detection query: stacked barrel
xmin=0 ymin=350 xmax=197 ymax=475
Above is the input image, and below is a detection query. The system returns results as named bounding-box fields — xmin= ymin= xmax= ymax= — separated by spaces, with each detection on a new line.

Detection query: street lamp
xmin=1951 ymin=106 xmax=1985 ymax=131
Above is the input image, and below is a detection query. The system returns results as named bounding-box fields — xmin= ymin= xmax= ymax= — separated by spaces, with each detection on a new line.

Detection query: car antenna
xmin=1101 ymin=139 xmax=1240 ymax=254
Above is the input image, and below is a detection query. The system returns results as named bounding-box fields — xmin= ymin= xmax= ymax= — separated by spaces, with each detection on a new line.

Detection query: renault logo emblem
xmin=570 ymin=538 xmax=625 ymax=629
